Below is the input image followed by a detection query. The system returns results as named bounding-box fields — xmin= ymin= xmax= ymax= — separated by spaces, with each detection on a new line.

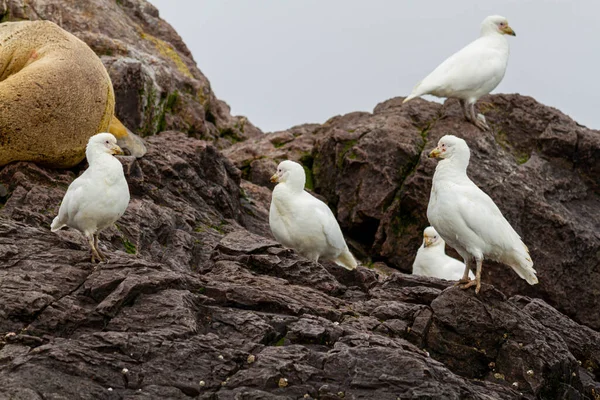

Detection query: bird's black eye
xmin=105 ymin=140 xmax=109 ymax=144
xmin=434 ymin=236 xmax=437 ymax=239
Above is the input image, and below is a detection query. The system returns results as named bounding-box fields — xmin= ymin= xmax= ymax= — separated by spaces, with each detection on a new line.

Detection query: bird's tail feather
xmin=403 ymin=80 xmax=424 ymax=104
xmin=508 ymin=244 xmax=538 ymax=285
xmin=403 ymin=94 xmax=418 ymax=104
xmin=50 ymin=216 xmax=65 ymax=232
xmin=334 ymin=249 xmax=357 ymax=271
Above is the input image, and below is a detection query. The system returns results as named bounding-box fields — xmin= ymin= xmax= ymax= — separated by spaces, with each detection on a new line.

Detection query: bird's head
xmin=271 ymin=160 xmax=306 ymax=189
xmin=423 ymin=226 xmax=444 ymax=248
xmin=428 ymin=135 xmax=470 ymax=161
xmin=87 ymin=133 xmax=124 ymax=156
xmin=481 ymin=15 xmax=515 ymax=37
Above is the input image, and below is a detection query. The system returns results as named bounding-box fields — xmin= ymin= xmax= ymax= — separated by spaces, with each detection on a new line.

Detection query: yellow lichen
xmin=139 ymin=29 xmax=193 ymax=79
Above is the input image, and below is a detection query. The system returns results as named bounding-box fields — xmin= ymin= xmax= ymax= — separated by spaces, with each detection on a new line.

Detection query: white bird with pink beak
xmin=403 ymin=15 xmax=516 ymax=131
xmin=269 ymin=160 xmax=357 ymax=270
xmin=413 ymin=226 xmax=474 ymax=281
xmin=51 ymin=133 xmax=130 ymax=263
xmin=426 ymin=135 xmax=537 ymax=294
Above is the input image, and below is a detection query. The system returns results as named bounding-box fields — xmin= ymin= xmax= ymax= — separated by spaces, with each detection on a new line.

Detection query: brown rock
xmin=2 ymin=131 xmax=598 ymax=399
xmin=0 ymin=0 xmax=262 ymax=146
xmin=229 ymin=94 xmax=600 ymax=331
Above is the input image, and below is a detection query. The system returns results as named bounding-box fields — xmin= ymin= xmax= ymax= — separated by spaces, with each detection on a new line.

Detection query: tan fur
xmin=0 ymin=20 xmax=115 ymax=168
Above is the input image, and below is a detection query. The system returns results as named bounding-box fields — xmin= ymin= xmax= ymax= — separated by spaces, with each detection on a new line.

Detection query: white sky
xmin=150 ymin=0 xmax=600 ymax=132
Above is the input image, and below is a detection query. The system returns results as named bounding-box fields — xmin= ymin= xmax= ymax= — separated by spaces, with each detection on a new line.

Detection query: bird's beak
xmin=424 ymin=237 xmax=434 ymax=248
xmin=502 ymin=25 xmax=516 ymax=36
xmin=111 ymin=144 xmax=124 ymax=155
xmin=429 ymin=147 xmax=441 ymax=158
xmin=270 ymin=173 xmax=279 ymax=183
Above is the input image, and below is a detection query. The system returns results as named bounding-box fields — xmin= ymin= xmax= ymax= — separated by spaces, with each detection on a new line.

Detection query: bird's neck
xmin=86 ymin=150 xmax=116 ymax=167
xmin=434 ymin=157 xmax=469 ymax=181
xmin=280 ymin=177 xmax=305 ymax=194
xmin=426 ymin=242 xmax=446 ymax=255
xmin=272 ymin=184 xmax=304 ymax=215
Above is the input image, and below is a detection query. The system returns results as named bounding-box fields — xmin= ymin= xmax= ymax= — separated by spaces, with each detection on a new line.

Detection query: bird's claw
xmin=473 ymin=114 xmax=490 ymax=131
xmin=454 ymin=277 xmax=471 ymax=286
xmin=459 ymin=279 xmax=481 ymax=294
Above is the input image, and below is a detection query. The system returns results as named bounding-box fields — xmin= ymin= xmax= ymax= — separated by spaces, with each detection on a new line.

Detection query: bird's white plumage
xmin=269 ymin=160 xmax=357 ymax=270
xmin=51 ymin=133 xmax=130 ymax=261
xmin=413 ymin=226 xmax=474 ymax=281
xmin=403 ymin=16 xmax=515 ymax=131
xmin=426 ymin=135 xmax=537 ymax=290
xmin=404 ymin=15 xmax=512 ymax=103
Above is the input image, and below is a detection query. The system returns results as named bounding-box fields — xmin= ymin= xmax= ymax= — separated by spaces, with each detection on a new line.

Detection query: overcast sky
xmin=150 ymin=0 xmax=599 ymax=133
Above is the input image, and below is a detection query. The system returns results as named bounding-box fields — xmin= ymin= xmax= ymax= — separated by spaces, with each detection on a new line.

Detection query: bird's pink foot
xmin=460 ymin=279 xmax=482 ymax=294
xmin=454 ymin=278 xmax=471 ymax=286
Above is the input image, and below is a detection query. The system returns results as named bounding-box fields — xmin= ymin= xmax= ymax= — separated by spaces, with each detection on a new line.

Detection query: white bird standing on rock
xmin=413 ymin=226 xmax=474 ymax=281
xmin=426 ymin=135 xmax=538 ymax=294
xmin=269 ymin=160 xmax=357 ymax=270
xmin=51 ymin=133 xmax=130 ymax=263
xmin=403 ymin=15 xmax=516 ymax=131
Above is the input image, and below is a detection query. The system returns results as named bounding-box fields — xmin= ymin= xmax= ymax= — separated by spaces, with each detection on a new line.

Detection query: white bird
xmin=403 ymin=15 xmax=516 ymax=131
xmin=426 ymin=135 xmax=538 ymax=294
xmin=51 ymin=133 xmax=130 ymax=263
xmin=413 ymin=226 xmax=474 ymax=281
xmin=269 ymin=160 xmax=357 ymax=270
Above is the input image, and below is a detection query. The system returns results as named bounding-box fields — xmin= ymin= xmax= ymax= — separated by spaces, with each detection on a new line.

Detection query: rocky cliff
xmin=1 ymin=1 xmax=599 ymax=399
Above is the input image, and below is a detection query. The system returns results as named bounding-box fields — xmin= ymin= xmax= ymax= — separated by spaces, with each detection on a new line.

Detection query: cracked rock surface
xmin=227 ymin=94 xmax=600 ymax=332
xmin=1 ymin=0 xmax=599 ymax=398
xmin=1 ymin=129 xmax=599 ymax=399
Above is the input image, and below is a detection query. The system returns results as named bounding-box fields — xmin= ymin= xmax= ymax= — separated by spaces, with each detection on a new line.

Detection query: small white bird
xmin=269 ymin=160 xmax=357 ymax=270
xmin=51 ymin=133 xmax=130 ymax=263
xmin=427 ymin=135 xmax=538 ymax=294
xmin=413 ymin=226 xmax=474 ymax=281
xmin=403 ymin=15 xmax=516 ymax=131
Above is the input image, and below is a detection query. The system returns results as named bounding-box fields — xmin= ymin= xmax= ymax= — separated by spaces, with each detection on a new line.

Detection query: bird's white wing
xmin=309 ymin=196 xmax=347 ymax=252
xmin=54 ymin=172 xmax=93 ymax=225
xmin=454 ymin=182 xmax=523 ymax=250
xmin=414 ymin=39 xmax=506 ymax=98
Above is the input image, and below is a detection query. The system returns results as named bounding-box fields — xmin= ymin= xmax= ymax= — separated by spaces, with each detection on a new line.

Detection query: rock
xmin=225 ymin=124 xmax=322 ymax=188
xmin=0 ymin=0 xmax=262 ymax=146
xmin=1 ymin=1 xmax=599 ymax=398
xmin=228 ymin=94 xmax=600 ymax=332
xmin=0 ymin=20 xmax=114 ymax=168
xmin=1 ymin=131 xmax=598 ymax=399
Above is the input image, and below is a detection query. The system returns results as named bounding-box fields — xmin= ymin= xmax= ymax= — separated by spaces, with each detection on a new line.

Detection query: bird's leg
xmin=455 ymin=258 xmax=472 ymax=285
xmin=470 ymin=102 xmax=490 ymax=131
xmin=460 ymin=99 xmax=472 ymax=122
xmin=94 ymin=234 xmax=108 ymax=263
xmin=86 ymin=233 xmax=102 ymax=263
xmin=454 ymin=258 xmax=472 ymax=285
xmin=460 ymin=257 xmax=483 ymax=294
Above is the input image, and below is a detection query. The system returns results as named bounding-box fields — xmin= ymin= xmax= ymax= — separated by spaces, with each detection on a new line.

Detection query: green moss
xmin=274 ymin=337 xmax=286 ymax=346
xmin=219 ymin=127 xmax=242 ymax=144
xmin=303 ymin=166 xmax=314 ymax=190
xmin=495 ymin=130 xmax=509 ymax=149
xmin=157 ymin=91 xmax=179 ymax=133
xmin=391 ymin=213 xmax=418 ymax=236
xmin=196 ymin=220 xmax=227 ymax=234
xmin=516 ymin=153 xmax=530 ymax=165
xmin=209 ymin=223 xmax=226 ymax=234
xmin=122 ymin=238 xmax=137 ymax=254
xmin=337 ymin=139 xmax=358 ymax=168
